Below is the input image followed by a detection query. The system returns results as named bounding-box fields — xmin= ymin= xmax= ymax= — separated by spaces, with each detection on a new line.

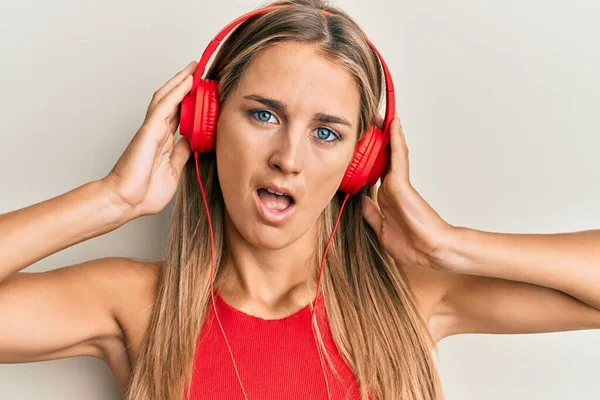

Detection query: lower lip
xmin=253 ymin=190 xmax=296 ymax=224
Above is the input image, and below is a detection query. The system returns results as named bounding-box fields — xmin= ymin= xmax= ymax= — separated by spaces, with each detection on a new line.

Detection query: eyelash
xmin=248 ymin=109 xmax=342 ymax=146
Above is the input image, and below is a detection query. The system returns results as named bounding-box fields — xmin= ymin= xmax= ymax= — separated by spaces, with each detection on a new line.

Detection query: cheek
xmin=217 ymin=145 xmax=254 ymax=203
xmin=216 ymin=126 xmax=243 ymax=203
xmin=306 ymin=158 xmax=350 ymax=206
xmin=216 ymin=115 xmax=257 ymax=175
xmin=217 ymin=111 xmax=265 ymax=162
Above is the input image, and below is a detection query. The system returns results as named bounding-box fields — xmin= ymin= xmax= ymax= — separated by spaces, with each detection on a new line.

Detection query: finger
xmin=166 ymin=100 xmax=183 ymax=133
xmin=388 ymin=112 xmax=409 ymax=178
xmin=168 ymin=109 xmax=181 ymax=136
xmin=171 ymin=136 xmax=192 ymax=175
xmin=145 ymin=63 xmax=195 ymax=122
xmin=149 ymin=61 xmax=198 ymax=110
xmin=151 ymin=74 xmax=194 ymax=123
xmin=361 ymin=195 xmax=385 ymax=233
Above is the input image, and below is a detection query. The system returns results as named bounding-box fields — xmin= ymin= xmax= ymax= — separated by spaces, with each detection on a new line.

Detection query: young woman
xmin=1 ymin=0 xmax=599 ymax=399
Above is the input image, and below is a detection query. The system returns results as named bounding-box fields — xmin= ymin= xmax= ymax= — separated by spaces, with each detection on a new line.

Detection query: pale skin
xmin=1 ymin=42 xmax=599 ymax=397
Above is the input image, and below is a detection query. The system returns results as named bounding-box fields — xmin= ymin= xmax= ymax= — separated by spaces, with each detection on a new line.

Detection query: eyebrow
xmin=242 ymin=94 xmax=353 ymax=128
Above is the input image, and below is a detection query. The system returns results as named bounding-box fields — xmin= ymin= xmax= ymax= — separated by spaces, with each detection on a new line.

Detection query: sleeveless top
xmin=183 ymin=290 xmax=363 ymax=399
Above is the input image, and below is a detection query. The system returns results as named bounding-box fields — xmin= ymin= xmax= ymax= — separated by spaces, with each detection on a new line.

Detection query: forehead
xmin=235 ymin=41 xmax=361 ymax=125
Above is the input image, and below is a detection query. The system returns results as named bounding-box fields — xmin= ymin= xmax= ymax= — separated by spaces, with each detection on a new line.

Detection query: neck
xmin=219 ymin=210 xmax=320 ymax=311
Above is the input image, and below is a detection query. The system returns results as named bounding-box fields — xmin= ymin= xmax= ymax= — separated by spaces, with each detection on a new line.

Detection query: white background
xmin=0 ymin=0 xmax=599 ymax=398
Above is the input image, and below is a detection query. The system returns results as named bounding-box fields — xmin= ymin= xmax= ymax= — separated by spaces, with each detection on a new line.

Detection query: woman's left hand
xmin=361 ymin=113 xmax=456 ymax=272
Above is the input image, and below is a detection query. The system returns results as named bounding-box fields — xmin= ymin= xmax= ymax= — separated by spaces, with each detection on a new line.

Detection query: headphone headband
xmin=192 ymin=5 xmax=396 ymax=136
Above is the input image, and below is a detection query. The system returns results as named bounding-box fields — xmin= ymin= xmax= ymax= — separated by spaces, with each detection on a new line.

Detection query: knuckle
xmin=151 ymin=89 xmax=164 ymax=104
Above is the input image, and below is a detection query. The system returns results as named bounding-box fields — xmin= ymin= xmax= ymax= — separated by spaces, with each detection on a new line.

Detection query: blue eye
xmin=250 ymin=110 xmax=277 ymax=124
xmin=315 ymin=127 xmax=339 ymax=143
xmin=249 ymin=109 xmax=341 ymax=145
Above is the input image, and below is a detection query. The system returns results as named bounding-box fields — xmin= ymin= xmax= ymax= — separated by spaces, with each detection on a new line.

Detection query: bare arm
xmin=0 ymin=180 xmax=131 ymax=282
xmin=440 ymin=227 xmax=600 ymax=311
xmin=0 ymin=180 xmax=133 ymax=363
xmin=425 ymin=227 xmax=600 ymax=341
xmin=0 ymin=257 xmax=133 ymax=363
xmin=0 ymin=60 xmax=196 ymax=366
xmin=361 ymin=115 xmax=600 ymax=340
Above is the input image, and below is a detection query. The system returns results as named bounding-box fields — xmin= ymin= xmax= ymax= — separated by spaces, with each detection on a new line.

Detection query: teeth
xmin=265 ymin=187 xmax=286 ymax=196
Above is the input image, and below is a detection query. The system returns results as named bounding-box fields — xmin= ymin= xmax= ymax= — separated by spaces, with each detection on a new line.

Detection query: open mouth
xmin=256 ymin=188 xmax=295 ymax=211
xmin=254 ymin=188 xmax=296 ymax=224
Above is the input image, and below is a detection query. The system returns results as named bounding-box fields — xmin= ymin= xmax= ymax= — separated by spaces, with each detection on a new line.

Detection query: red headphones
xmin=179 ymin=5 xmax=396 ymax=195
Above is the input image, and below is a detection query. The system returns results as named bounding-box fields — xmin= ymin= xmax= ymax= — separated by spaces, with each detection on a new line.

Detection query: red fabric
xmin=184 ymin=290 xmax=362 ymax=399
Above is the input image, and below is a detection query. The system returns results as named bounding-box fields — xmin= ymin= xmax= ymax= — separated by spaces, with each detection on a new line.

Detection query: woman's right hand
xmin=101 ymin=61 xmax=198 ymax=218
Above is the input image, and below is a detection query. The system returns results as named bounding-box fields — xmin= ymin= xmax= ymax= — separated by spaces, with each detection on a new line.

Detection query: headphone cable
xmin=193 ymin=151 xmax=349 ymax=400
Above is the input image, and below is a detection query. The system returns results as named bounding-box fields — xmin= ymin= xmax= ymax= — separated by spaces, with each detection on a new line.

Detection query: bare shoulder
xmin=0 ymin=256 xmax=160 ymax=394
xmin=99 ymin=257 xmax=160 ymax=365
xmin=87 ymin=256 xmax=159 ymax=391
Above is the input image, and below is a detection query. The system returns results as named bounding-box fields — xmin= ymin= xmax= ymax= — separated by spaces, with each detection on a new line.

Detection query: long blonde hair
xmin=125 ymin=1 xmax=444 ymax=399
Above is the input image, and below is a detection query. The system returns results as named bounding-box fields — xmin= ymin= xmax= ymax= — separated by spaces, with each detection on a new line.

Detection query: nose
xmin=267 ymin=123 xmax=305 ymax=175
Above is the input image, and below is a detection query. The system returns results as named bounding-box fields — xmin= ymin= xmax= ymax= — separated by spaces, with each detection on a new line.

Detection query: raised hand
xmin=361 ymin=113 xmax=456 ymax=271
xmin=101 ymin=61 xmax=197 ymax=218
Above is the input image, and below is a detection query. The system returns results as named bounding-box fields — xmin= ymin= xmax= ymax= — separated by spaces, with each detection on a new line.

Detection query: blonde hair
xmin=125 ymin=1 xmax=444 ymax=399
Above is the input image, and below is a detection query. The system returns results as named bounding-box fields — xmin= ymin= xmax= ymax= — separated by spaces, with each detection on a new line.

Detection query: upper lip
xmin=257 ymin=182 xmax=297 ymax=203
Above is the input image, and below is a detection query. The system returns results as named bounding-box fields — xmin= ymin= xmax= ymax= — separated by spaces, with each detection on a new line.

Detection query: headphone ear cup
xmin=179 ymin=84 xmax=197 ymax=147
xmin=340 ymin=126 xmax=376 ymax=194
xmin=366 ymin=134 xmax=390 ymax=186
xmin=179 ymin=79 xmax=220 ymax=153
xmin=197 ymin=79 xmax=219 ymax=153
xmin=339 ymin=125 xmax=389 ymax=195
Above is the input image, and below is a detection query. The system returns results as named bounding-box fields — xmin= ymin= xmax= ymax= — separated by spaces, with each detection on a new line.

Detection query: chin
xmin=223 ymin=207 xmax=294 ymax=250
xmin=244 ymin=220 xmax=304 ymax=250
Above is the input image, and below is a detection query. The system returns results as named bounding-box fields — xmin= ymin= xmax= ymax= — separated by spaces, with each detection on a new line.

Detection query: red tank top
xmin=183 ymin=290 xmax=363 ymax=399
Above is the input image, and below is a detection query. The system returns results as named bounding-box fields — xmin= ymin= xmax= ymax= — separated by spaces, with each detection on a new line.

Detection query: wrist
xmin=429 ymin=225 xmax=472 ymax=274
xmin=94 ymin=179 xmax=138 ymax=228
